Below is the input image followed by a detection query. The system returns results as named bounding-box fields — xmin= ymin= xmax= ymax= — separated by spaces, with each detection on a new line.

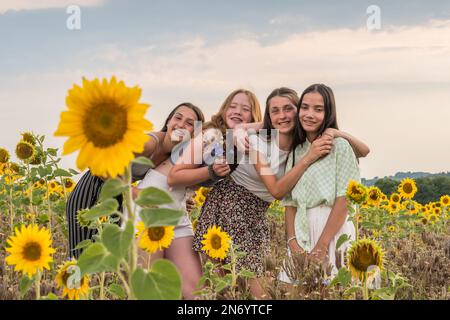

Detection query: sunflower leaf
xmin=120 ymin=220 xmax=134 ymax=258
xmin=131 ymin=261 xmax=181 ymax=300
xmin=77 ymin=243 xmax=107 ymax=276
xmin=99 ymin=178 xmax=127 ymax=202
xmin=101 ymin=224 xmax=123 ymax=258
xmin=19 ymin=275 xmax=34 ymax=297
xmin=53 ymin=168 xmax=72 ymax=177
xmin=139 ymin=208 xmax=183 ymax=227
xmin=82 ymin=198 xmax=119 ymax=221
xmin=74 ymin=239 xmax=93 ymax=250
xmin=108 ymin=283 xmax=127 ymax=299
xmin=336 ymin=234 xmax=351 ymax=250
xmin=132 ymin=156 xmax=154 ymax=167
xmin=135 ymin=187 xmax=174 ymax=207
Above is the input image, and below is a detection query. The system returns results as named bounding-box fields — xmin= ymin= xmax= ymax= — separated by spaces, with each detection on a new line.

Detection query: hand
xmin=304 ymin=135 xmax=333 ymax=163
xmin=212 ymin=163 xmax=231 ymax=177
xmin=288 ymin=238 xmax=306 ymax=255
xmin=322 ymin=128 xmax=340 ymax=139
xmin=233 ymin=127 xmax=250 ymax=154
xmin=185 ymin=197 xmax=195 ymax=213
xmin=309 ymin=243 xmax=329 ymax=264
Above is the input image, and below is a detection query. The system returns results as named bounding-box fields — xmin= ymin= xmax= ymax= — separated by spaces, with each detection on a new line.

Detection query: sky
xmin=1 ymin=0 xmax=449 ymax=179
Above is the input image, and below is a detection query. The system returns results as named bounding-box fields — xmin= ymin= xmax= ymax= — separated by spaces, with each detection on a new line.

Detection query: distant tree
xmin=370 ymin=176 xmax=450 ymax=204
xmin=373 ymin=178 xmax=398 ymax=196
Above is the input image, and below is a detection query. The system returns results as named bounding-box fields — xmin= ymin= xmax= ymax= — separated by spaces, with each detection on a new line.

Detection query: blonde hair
xmin=203 ymin=89 xmax=262 ymax=134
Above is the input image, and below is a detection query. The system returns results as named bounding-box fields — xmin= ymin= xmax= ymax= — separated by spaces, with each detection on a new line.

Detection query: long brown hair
xmin=291 ymin=84 xmax=339 ymax=163
xmin=203 ymin=89 xmax=262 ymax=134
xmin=262 ymin=87 xmax=300 ymax=140
xmin=161 ymin=102 xmax=205 ymax=132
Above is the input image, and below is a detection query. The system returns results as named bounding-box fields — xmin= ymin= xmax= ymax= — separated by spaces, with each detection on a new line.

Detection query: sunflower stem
xmin=99 ymin=272 xmax=105 ymax=300
xmin=362 ymin=274 xmax=369 ymax=300
xmin=124 ymin=164 xmax=136 ymax=299
xmin=35 ymin=270 xmax=41 ymax=300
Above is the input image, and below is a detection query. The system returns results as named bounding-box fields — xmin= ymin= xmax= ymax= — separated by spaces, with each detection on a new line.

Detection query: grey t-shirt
xmin=231 ymin=135 xmax=289 ymax=202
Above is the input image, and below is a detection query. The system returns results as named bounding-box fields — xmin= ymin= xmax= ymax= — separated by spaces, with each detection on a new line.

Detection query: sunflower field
xmin=1 ymin=77 xmax=449 ymax=300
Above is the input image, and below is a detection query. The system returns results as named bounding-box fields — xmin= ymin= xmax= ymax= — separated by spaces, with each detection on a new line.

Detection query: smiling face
xmin=268 ymin=96 xmax=297 ymax=134
xmin=166 ymin=105 xmax=198 ymax=142
xmin=224 ymin=92 xmax=253 ymax=129
xmin=299 ymin=92 xmax=325 ymax=136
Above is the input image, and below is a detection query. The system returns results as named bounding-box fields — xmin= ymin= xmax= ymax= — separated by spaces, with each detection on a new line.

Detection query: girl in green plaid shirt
xmin=281 ymin=84 xmax=363 ymax=279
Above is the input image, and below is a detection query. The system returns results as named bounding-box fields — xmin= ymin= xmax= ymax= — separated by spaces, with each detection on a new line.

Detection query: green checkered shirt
xmin=282 ymin=137 xmax=360 ymax=251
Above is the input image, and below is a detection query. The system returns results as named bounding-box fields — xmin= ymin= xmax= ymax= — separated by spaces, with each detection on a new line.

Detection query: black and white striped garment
xmin=66 ymin=170 xmax=125 ymax=259
xmin=66 ymin=170 xmax=105 ymax=258
xmin=66 ymin=134 xmax=156 ymax=259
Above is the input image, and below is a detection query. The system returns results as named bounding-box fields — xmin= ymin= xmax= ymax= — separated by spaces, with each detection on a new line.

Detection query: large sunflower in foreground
xmin=5 ymin=224 xmax=55 ymax=277
xmin=55 ymin=260 xmax=90 ymax=300
xmin=346 ymin=238 xmax=384 ymax=282
xmin=54 ymin=76 xmax=153 ymax=178
xmin=398 ymin=178 xmax=417 ymax=199
xmin=136 ymin=221 xmax=174 ymax=253
xmin=201 ymin=225 xmax=231 ymax=260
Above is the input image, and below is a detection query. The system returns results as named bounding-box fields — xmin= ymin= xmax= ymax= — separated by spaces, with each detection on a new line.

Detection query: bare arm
xmin=167 ymin=134 xmax=230 ymax=187
xmin=251 ymin=135 xmax=334 ymax=200
xmin=285 ymin=206 xmax=305 ymax=253
xmin=324 ymin=128 xmax=370 ymax=158
xmin=253 ymin=152 xmax=311 ymax=200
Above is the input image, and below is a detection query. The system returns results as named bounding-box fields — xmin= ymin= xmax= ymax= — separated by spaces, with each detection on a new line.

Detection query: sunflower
xmin=63 ymin=178 xmax=76 ymax=193
xmin=136 ymin=221 xmax=174 ymax=253
xmin=398 ymin=178 xmax=417 ymax=199
xmin=194 ymin=193 xmax=206 ymax=207
xmin=390 ymin=193 xmax=401 ymax=203
xmin=441 ymin=195 xmax=450 ymax=207
xmin=48 ymin=180 xmax=59 ymax=193
xmin=201 ymin=225 xmax=231 ymax=260
xmin=346 ymin=238 xmax=384 ymax=282
xmin=55 ymin=259 xmax=90 ymax=300
xmin=0 ymin=148 xmax=10 ymax=163
xmin=54 ymin=76 xmax=153 ymax=178
xmin=29 ymin=149 xmax=43 ymax=165
xmin=366 ymin=186 xmax=382 ymax=206
xmin=346 ymin=180 xmax=367 ymax=205
xmin=15 ymin=140 xmax=36 ymax=161
xmin=432 ymin=207 xmax=442 ymax=215
xmin=426 ymin=213 xmax=439 ymax=225
xmin=21 ymin=132 xmax=36 ymax=145
xmin=388 ymin=225 xmax=397 ymax=233
xmin=5 ymin=224 xmax=55 ymax=277
xmin=387 ymin=201 xmax=400 ymax=215
xmin=402 ymin=200 xmax=419 ymax=215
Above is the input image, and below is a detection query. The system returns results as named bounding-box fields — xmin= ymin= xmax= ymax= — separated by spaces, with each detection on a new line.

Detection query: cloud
xmin=1 ymin=19 xmax=450 ymax=179
xmin=0 ymin=0 xmax=105 ymax=14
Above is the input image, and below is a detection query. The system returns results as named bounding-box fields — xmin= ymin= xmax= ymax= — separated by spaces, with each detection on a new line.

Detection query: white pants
xmin=279 ymin=205 xmax=355 ymax=283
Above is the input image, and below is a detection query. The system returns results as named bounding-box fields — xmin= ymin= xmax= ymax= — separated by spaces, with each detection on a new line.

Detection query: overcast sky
xmin=1 ymin=0 xmax=449 ymax=179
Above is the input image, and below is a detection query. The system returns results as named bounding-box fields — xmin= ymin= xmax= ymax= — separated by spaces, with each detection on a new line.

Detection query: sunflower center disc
xmin=83 ymin=103 xmax=128 ymax=148
xmin=148 ymin=227 xmax=165 ymax=241
xmin=16 ymin=142 xmax=34 ymax=159
xmin=352 ymin=247 xmax=377 ymax=272
xmin=351 ymin=186 xmax=361 ymax=195
xmin=403 ymin=183 xmax=413 ymax=194
xmin=23 ymin=241 xmax=42 ymax=261
xmin=211 ymin=234 xmax=222 ymax=250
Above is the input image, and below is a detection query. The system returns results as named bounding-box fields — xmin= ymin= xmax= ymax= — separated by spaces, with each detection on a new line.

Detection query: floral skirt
xmin=193 ymin=177 xmax=270 ymax=276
